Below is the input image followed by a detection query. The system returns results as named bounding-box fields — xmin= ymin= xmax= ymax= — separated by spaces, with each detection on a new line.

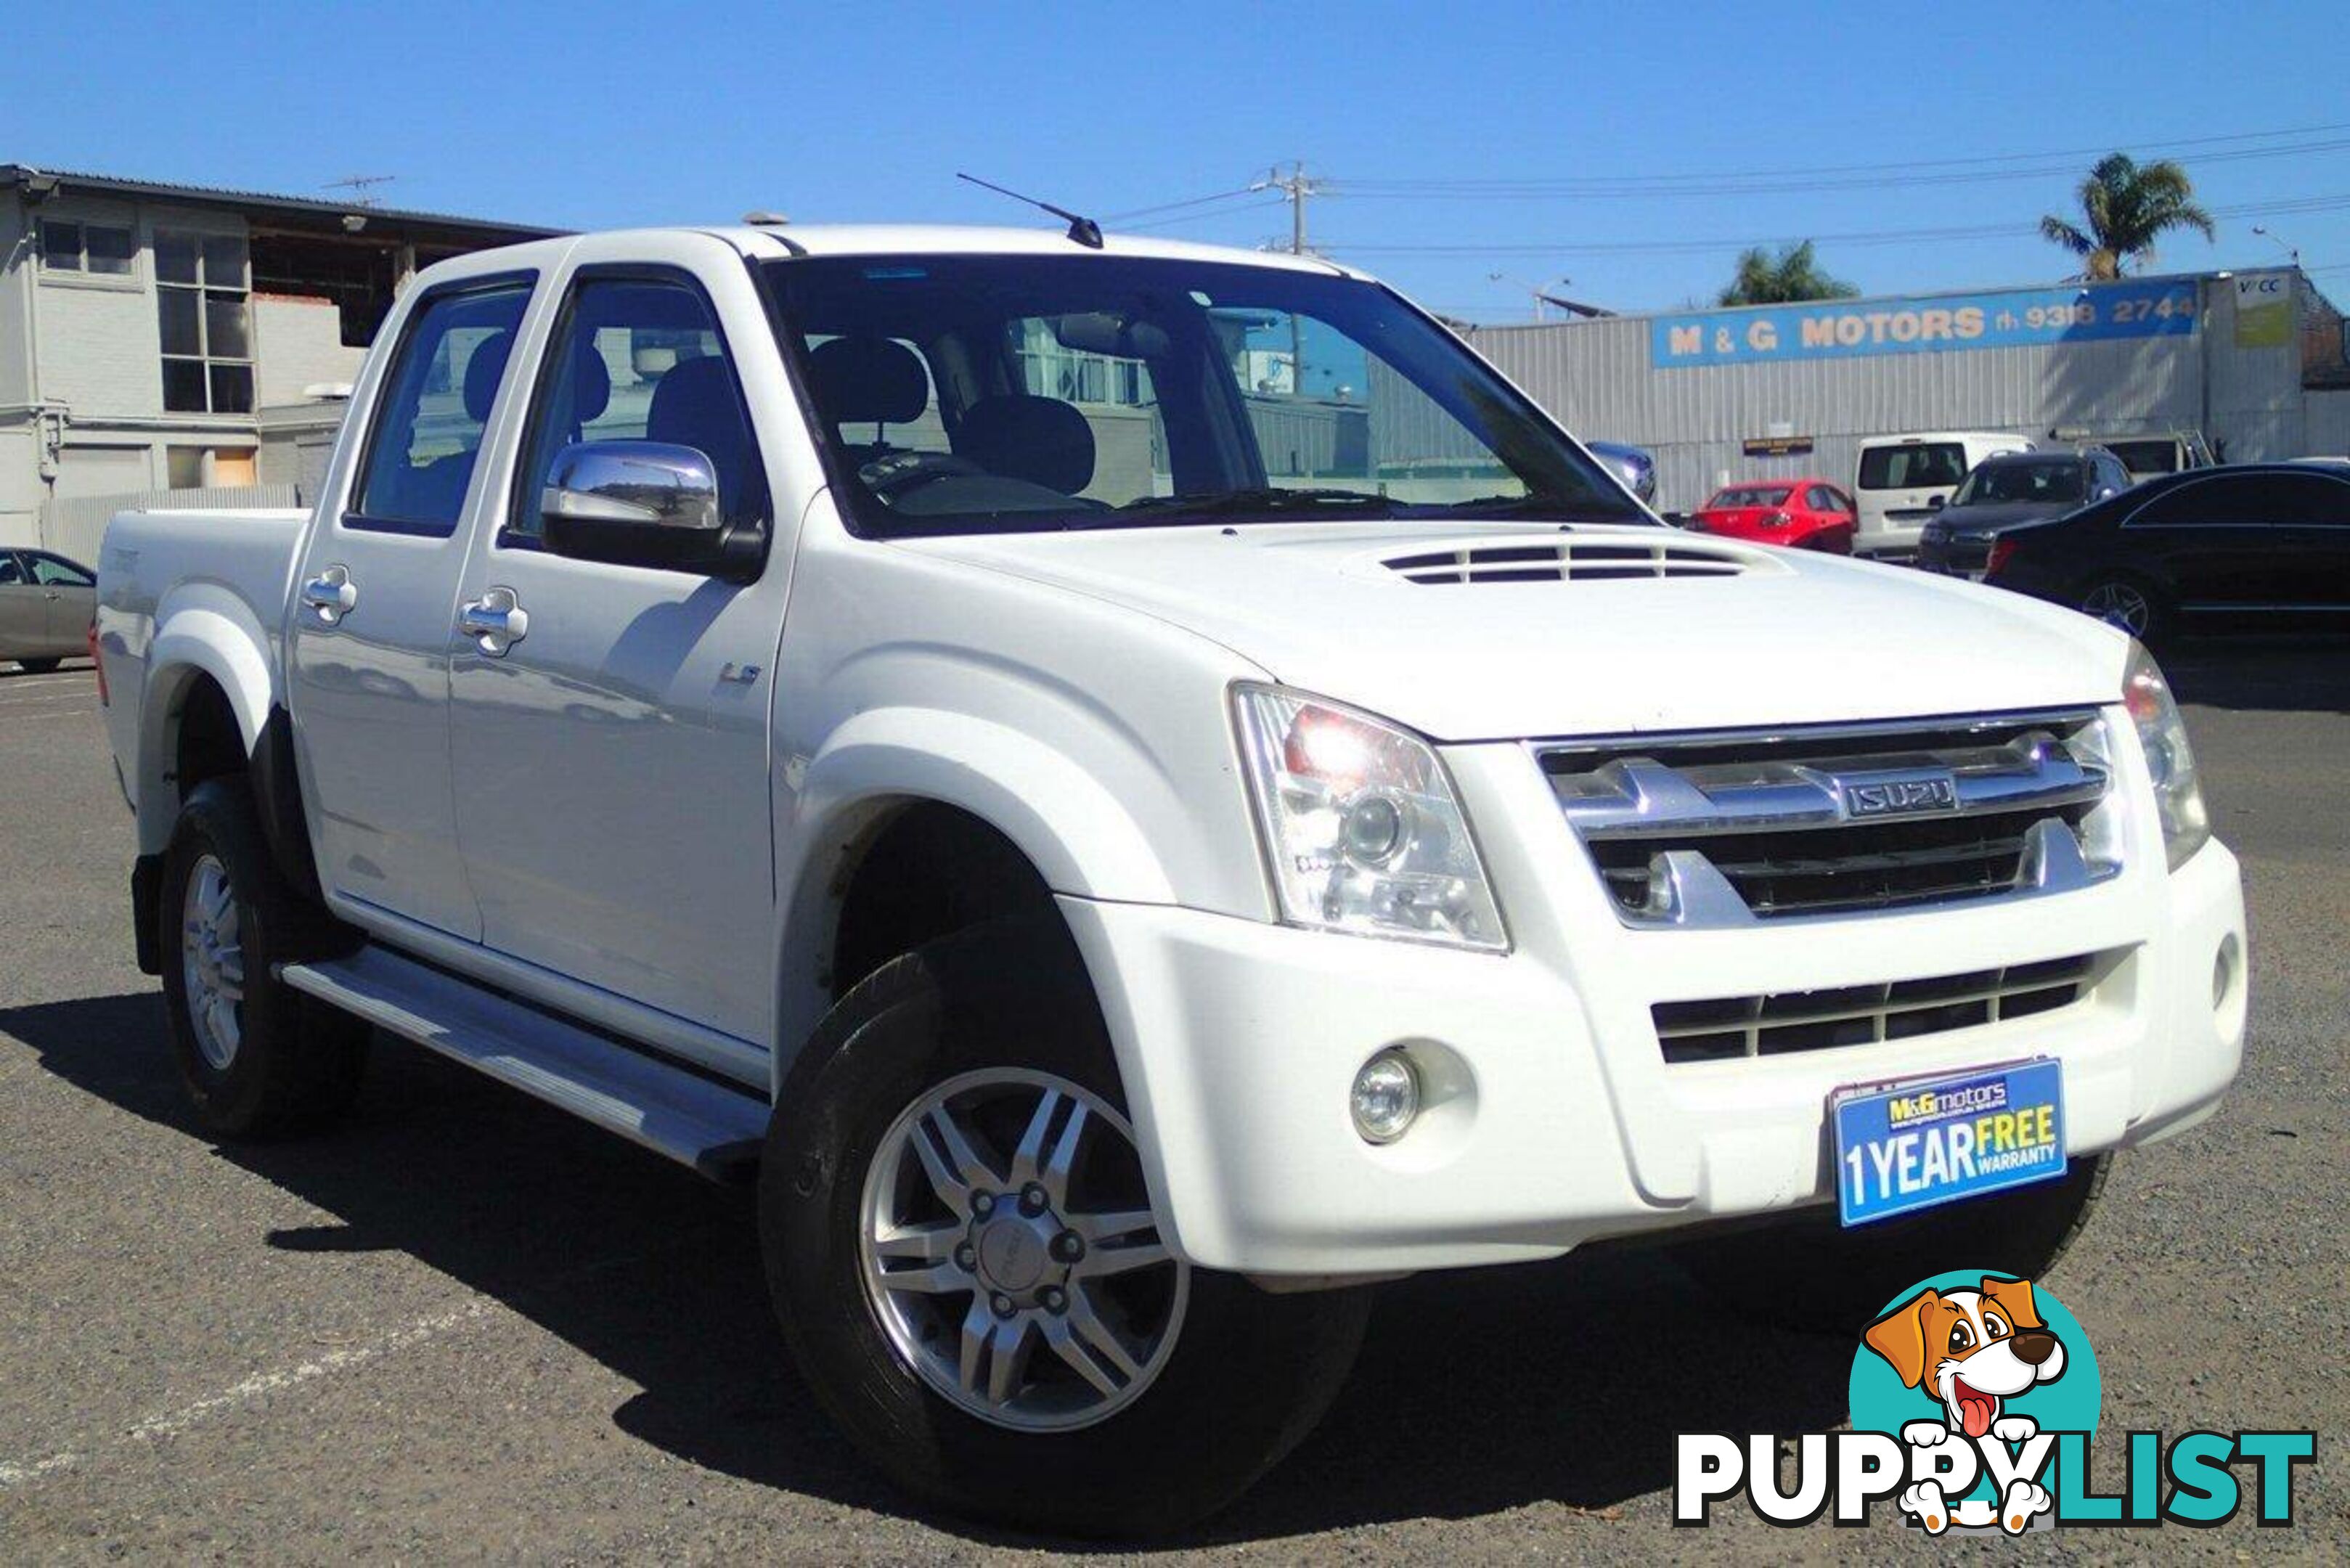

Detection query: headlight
xmin=2121 ymin=641 xmax=2210 ymax=871
xmin=1232 ymin=685 xmax=1508 ymax=950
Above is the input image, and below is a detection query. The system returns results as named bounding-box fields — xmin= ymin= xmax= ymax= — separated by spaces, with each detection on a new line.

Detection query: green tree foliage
xmin=1717 ymin=240 xmax=1861 ymax=306
xmin=2039 ymin=154 xmax=2215 ymax=280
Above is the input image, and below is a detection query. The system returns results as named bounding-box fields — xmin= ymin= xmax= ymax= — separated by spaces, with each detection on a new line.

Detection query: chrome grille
xmin=1652 ymin=952 xmax=2107 ymax=1064
xmin=1384 ymin=538 xmax=1753 ymax=584
xmin=1541 ymin=711 xmax=2118 ymax=927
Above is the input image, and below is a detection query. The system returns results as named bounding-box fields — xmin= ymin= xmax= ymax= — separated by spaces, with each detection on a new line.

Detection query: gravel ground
xmin=0 ymin=644 xmax=2343 ymax=1561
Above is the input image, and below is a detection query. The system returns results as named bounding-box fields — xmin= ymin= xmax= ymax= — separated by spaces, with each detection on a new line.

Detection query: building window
xmin=156 ymin=230 xmax=255 ymax=415
xmin=166 ymin=446 xmax=258 ymax=489
xmin=37 ymin=219 xmax=136 ymax=276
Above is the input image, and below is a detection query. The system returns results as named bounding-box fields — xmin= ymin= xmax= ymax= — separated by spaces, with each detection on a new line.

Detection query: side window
xmin=27 ymin=555 xmax=94 ymax=587
xmin=2129 ymin=475 xmax=2241 ymax=528
xmin=511 ymin=274 xmax=762 ymax=540
xmin=0 ymin=555 xmax=21 ymax=586
xmin=2272 ymin=473 xmax=2350 ymax=528
xmin=1804 ymin=485 xmax=1838 ymax=512
xmin=351 ymin=279 xmax=534 ymax=535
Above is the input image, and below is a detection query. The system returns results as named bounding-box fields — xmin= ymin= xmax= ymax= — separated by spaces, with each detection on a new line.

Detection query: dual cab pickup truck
xmin=97 ymin=221 xmax=2246 ymax=1535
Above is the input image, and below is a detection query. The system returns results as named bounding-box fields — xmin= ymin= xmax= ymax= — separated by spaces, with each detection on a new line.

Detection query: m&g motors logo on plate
xmin=1674 ymin=1272 xmax=2317 ymax=1535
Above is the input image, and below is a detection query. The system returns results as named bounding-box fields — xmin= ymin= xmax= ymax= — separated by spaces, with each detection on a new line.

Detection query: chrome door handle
xmin=458 ymin=587 xmax=529 ymax=657
xmin=301 ymin=565 xmax=358 ymax=626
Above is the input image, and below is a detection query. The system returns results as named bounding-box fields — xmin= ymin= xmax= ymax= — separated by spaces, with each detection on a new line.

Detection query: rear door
xmin=444 ymin=237 xmax=791 ymax=1056
xmin=24 ymin=552 xmax=97 ymax=651
xmin=2119 ymin=471 xmax=2280 ymax=614
xmin=2268 ymin=469 xmax=2350 ymax=615
xmin=287 ymin=268 xmax=542 ymax=940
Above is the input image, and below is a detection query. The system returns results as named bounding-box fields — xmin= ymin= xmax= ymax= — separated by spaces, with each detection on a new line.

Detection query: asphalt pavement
xmin=1 ymin=645 xmax=2344 ymax=1562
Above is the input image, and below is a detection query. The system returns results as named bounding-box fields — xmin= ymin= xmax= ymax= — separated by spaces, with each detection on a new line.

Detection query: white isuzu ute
xmin=95 ymin=221 xmax=2247 ymax=1535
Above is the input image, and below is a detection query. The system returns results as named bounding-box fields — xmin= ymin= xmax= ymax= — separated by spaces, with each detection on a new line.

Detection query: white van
xmin=1853 ymin=431 xmax=2029 ymax=560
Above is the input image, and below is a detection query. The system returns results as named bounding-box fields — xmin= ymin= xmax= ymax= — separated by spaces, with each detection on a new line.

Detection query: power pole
xmin=1250 ymin=162 xmax=1325 ymax=394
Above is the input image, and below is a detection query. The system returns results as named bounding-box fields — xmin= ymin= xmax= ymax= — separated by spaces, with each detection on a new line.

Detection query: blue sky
xmin=8 ymin=0 xmax=2345 ymax=319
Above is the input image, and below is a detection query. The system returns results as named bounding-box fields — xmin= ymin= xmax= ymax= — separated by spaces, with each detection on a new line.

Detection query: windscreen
xmin=760 ymin=254 xmax=1643 ymax=537
xmin=1951 ymin=458 xmax=2085 ymax=505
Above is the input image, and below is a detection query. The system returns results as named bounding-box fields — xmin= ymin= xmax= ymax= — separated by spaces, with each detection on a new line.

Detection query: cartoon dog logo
xmin=1864 ymin=1275 xmax=2065 ymax=1535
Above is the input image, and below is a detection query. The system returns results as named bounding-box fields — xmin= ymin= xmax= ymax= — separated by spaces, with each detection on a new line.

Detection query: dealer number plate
xmin=1832 ymin=1059 xmax=2067 ymax=1227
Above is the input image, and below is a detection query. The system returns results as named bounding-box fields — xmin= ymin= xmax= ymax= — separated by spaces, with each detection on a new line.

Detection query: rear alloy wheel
xmin=180 ymin=854 xmax=246 ymax=1071
xmin=2077 ymin=576 xmax=2164 ymax=642
xmin=159 ymin=777 xmax=369 ymax=1138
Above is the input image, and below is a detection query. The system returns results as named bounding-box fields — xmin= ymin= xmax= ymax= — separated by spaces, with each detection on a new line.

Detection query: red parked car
xmin=1690 ymin=478 xmax=1856 ymax=552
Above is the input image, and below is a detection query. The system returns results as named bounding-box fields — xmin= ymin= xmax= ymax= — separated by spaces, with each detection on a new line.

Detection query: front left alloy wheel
xmin=760 ymin=920 xmax=1369 ymax=1538
xmin=859 ymin=1067 xmax=1188 ymax=1432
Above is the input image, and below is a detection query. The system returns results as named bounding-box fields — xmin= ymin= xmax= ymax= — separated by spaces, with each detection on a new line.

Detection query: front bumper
xmin=1061 ymin=735 xmax=2247 ymax=1278
xmin=1917 ymin=534 xmax=1991 ymax=577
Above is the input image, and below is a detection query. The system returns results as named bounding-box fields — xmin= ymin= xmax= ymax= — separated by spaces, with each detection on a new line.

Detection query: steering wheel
xmin=860 ymin=450 xmax=984 ymax=501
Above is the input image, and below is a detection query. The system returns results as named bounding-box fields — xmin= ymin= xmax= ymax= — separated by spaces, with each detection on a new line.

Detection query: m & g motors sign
xmin=1652 ymin=278 xmax=2199 ymax=369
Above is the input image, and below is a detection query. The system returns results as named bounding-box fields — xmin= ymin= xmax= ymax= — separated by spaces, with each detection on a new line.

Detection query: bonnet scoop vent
xmin=1382 ymin=537 xmax=1758 ymax=585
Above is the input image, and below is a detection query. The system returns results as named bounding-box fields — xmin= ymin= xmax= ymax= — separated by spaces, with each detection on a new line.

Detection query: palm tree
xmin=2039 ymin=154 xmax=2215 ymax=280
xmin=1717 ymin=240 xmax=1859 ymax=306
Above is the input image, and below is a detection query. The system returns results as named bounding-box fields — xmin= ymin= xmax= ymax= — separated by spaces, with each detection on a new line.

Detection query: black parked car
xmin=1917 ymin=448 xmax=2131 ymax=577
xmin=1985 ymin=462 xmax=2350 ymax=642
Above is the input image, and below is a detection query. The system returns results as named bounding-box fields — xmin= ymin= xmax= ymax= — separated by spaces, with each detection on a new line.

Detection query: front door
xmin=446 ymin=250 xmax=787 ymax=1048
xmin=0 ymin=552 xmax=48 ymax=656
xmin=287 ymin=272 xmax=539 ymax=939
xmin=24 ymin=551 xmax=97 ymax=651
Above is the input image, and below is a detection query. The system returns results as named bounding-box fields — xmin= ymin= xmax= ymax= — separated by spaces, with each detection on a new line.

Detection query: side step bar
xmin=280 ymin=947 xmax=768 ymax=1180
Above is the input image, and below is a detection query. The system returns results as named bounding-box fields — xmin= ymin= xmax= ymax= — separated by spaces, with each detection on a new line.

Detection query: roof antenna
xmin=956 ymin=172 xmax=1103 ymax=249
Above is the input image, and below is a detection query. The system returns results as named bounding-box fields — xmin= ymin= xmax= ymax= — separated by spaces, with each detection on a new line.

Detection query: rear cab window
xmin=1859 ymin=444 xmax=1969 ymax=491
xmin=349 ymin=277 xmax=536 ymax=536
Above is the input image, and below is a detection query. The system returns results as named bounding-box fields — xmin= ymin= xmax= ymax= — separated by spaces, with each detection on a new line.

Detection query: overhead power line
xmin=1339 ymin=131 xmax=2350 ymax=201
xmin=1103 ymin=187 xmax=1261 ymax=222
xmin=1313 ymin=192 xmax=2350 ymax=258
xmin=1117 ymin=196 xmax=1286 ymax=232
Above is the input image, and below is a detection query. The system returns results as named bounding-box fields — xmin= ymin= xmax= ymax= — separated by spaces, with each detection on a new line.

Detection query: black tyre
xmin=759 ymin=920 xmax=1369 ymax=1538
xmin=2074 ymin=573 xmax=2170 ymax=645
xmin=15 ymin=657 xmax=62 ymax=674
xmin=1669 ymin=1155 xmax=2109 ymax=1336
xmin=158 ymin=776 xmax=368 ymax=1138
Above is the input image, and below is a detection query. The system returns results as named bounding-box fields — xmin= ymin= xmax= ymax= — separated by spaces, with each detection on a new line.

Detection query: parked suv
xmin=94 ymin=224 xmax=2247 ymax=1535
xmin=1919 ymin=448 xmax=2131 ymax=577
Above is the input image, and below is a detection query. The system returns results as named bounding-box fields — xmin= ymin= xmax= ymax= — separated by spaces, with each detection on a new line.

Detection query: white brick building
xmin=1 ymin=165 xmax=552 ymax=552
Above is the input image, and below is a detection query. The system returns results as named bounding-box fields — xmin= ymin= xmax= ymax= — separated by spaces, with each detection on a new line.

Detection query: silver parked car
xmin=1 ymin=548 xmax=97 ymax=671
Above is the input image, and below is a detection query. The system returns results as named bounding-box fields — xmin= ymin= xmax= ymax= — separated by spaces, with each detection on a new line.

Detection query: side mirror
xmin=2095 ymin=486 xmax=2118 ymax=501
xmin=540 ymin=441 xmax=757 ymax=576
xmin=1927 ymin=494 xmax=1946 ymax=510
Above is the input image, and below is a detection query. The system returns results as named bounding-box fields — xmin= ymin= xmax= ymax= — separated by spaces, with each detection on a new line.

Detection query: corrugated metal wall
xmin=1461 ymin=274 xmax=2314 ymax=510
xmin=44 ymin=484 xmax=300 ymax=565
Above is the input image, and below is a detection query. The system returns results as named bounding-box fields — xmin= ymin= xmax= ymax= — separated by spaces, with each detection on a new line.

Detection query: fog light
xmin=1350 ymin=1049 xmax=1421 ymax=1144
xmin=2214 ymin=935 xmax=2240 ymax=1012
